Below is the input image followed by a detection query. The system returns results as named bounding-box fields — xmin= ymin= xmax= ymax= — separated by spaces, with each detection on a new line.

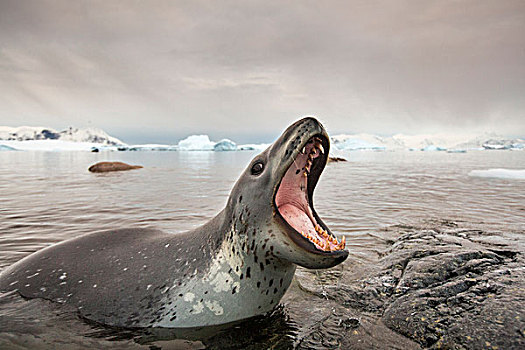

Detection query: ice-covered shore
xmin=1 ymin=126 xmax=523 ymax=152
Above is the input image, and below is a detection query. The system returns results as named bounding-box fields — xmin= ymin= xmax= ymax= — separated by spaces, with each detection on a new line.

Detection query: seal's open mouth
xmin=275 ymin=135 xmax=346 ymax=253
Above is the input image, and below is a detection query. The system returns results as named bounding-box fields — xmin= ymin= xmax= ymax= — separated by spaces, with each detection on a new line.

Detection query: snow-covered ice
xmin=237 ymin=143 xmax=270 ymax=151
xmin=1 ymin=125 xmax=523 ymax=153
xmin=0 ymin=140 xmax=118 ymax=152
xmin=213 ymin=139 xmax=237 ymax=151
xmin=0 ymin=126 xmax=124 ymax=145
xmin=177 ymin=135 xmax=215 ymax=151
xmin=468 ymin=169 xmax=525 ymax=180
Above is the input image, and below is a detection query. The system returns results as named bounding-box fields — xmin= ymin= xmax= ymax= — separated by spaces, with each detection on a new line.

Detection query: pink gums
xmin=275 ymin=141 xmax=340 ymax=251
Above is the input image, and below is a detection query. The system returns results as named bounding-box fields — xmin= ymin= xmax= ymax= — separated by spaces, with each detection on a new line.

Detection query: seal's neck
xmin=158 ymin=209 xmax=296 ymax=328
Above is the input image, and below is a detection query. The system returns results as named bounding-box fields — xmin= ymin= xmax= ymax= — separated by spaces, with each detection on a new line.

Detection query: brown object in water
xmin=88 ymin=161 xmax=143 ymax=173
xmin=328 ymin=156 xmax=347 ymax=163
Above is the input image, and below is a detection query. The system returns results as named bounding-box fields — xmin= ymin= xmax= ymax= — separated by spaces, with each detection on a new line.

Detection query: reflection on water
xmin=0 ymin=149 xmax=524 ymax=348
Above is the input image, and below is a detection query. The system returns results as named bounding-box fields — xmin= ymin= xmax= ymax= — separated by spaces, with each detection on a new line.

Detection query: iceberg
xmin=213 ymin=139 xmax=237 ymax=151
xmin=238 ymin=143 xmax=270 ymax=151
xmin=127 ymin=144 xmax=178 ymax=151
xmin=177 ymin=135 xmax=215 ymax=151
xmin=482 ymin=139 xmax=525 ymax=150
xmin=421 ymin=145 xmax=447 ymax=152
xmin=468 ymin=169 xmax=525 ymax=180
xmin=331 ymin=134 xmax=388 ymax=151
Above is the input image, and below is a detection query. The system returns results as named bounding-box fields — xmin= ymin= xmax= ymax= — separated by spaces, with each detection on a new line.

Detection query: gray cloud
xmin=0 ymin=0 xmax=524 ymax=143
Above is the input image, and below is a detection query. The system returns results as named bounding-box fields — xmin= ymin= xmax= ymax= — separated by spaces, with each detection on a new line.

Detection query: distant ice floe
xmin=237 ymin=143 xmax=270 ymax=151
xmin=213 ymin=139 xmax=237 ymax=151
xmin=177 ymin=135 xmax=215 ymax=151
xmin=1 ymin=125 xmax=523 ymax=153
xmin=332 ymin=137 xmax=386 ymax=151
xmin=420 ymin=145 xmax=447 ymax=152
xmin=468 ymin=169 xmax=525 ymax=180
xmin=0 ymin=140 xmax=118 ymax=152
xmin=127 ymin=144 xmax=178 ymax=151
xmin=330 ymin=132 xmax=525 ymax=152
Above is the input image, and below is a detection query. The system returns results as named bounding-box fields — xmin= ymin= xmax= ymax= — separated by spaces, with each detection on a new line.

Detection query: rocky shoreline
xmin=289 ymin=220 xmax=524 ymax=349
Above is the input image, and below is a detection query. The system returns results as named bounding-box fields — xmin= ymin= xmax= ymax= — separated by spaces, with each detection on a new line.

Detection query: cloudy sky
xmin=0 ymin=0 xmax=524 ymax=143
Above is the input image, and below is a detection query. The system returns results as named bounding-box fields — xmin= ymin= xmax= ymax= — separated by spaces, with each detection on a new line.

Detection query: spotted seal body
xmin=0 ymin=117 xmax=348 ymax=328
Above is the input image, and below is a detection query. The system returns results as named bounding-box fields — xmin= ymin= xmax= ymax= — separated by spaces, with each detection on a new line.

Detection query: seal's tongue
xmin=275 ymin=138 xmax=344 ymax=251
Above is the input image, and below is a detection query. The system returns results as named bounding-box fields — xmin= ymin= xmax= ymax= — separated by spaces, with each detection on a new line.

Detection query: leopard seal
xmin=0 ymin=117 xmax=348 ymax=328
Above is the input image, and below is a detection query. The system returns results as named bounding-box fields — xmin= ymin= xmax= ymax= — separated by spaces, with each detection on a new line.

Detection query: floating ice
xmin=238 ymin=143 xmax=270 ymax=151
xmin=468 ymin=169 xmax=525 ymax=180
xmin=177 ymin=135 xmax=215 ymax=151
xmin=0 ymin=140 xmax=118 ymax=152
xmin=213 ymin=139 xmax=237 ymax=151
xmin=127 ymin=144 xmax=178 ymax=151
xmin=421 ymin=145 xmax=447 ymax=152
xmin=331 ymin=135 xmax=386 ymax=151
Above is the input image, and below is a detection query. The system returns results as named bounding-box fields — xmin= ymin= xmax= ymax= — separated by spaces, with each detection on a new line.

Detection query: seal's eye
xmin=251 ymin=161 xmax=264 ymax=176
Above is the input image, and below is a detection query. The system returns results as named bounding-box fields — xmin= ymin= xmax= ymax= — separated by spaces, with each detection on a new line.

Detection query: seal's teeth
xmin=341 ymin=236 xmax=346 ymax=248
xmin=317 ymin=144 xmax=324 ymax=154
xmin=301 ymin=147 xmax=306 ymax=154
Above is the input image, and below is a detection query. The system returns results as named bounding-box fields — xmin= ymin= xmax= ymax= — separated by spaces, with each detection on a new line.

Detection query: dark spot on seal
xmin=257 ymin=281 xmax=261 ymax=288
xmin=239 ymin=196 xmax=242 ymax=203
xmin=274 ymin=288 xmax=278 ymax=294
xmin=246 ymin=267 xmax=251 ymax=278
xmin=232 ymin=286 xmax=237 ymax=294
xmin=259 ymin=262 xmax=264 ymax=271
xmin=240 ymin=273 xmax=243 ymax=280
xmin=295 ymin=169 xmax=300 ymax=175
xmin=269 ymin=279 xmax=273 ymax=287
xmin=280 ymin=278 xmax=283 ymax=287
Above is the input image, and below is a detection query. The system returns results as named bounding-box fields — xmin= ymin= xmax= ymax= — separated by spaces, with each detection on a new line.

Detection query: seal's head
xmin=228 ymin=117 xmax=348 ymax=269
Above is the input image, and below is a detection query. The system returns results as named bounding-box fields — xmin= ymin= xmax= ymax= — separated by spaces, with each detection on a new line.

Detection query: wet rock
xmin=295 ymin=221 xmax=524 ymax=349
xmin=328 ymin=157 xmax=347 ymax=163
xmin=88 ymin=161 xmax=143 ymax=173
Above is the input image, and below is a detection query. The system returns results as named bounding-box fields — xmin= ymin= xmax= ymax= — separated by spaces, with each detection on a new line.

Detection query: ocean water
xmin=0 ymin=149 xmax=524 ymax=348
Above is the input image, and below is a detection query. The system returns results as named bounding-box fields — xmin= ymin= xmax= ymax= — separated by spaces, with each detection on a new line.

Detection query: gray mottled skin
xmin=0 ymin=117 xmax=348 ymax=328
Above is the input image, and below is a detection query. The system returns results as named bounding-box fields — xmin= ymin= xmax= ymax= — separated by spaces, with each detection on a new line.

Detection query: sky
xmin=0 ymin=0 xmax=524 ymax=144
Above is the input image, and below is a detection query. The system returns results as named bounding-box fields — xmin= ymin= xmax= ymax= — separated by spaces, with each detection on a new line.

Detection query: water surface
xmin=0 ymin=150 xmax=524 ymax=348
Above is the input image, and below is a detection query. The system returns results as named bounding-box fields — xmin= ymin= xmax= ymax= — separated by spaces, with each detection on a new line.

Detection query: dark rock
xmin=292 ymin=221 xmax=524 ymax=349
xmin=328 ymin=157 xmax=347 ymax=163
xmin=88 ymin=161 xmax=143 ymax=173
